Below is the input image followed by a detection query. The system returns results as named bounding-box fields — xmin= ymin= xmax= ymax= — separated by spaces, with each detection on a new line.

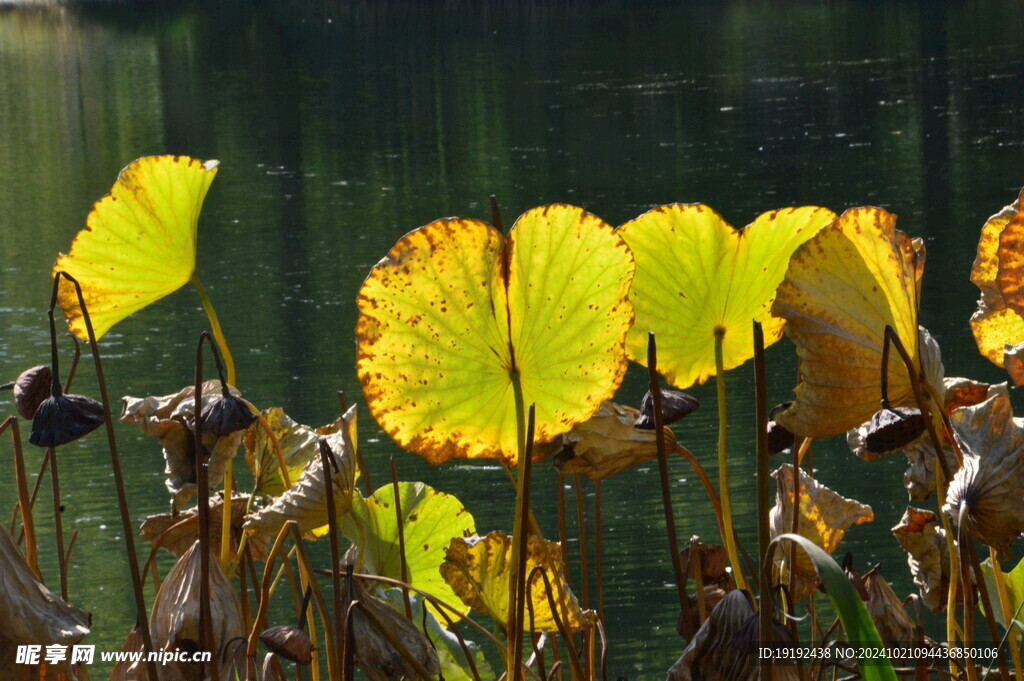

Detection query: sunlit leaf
xmin=54 ymin=155 xmax=219 ymax=339
xmin=356 ymin=205 xmax=634 ymax=464
xmin=772 ymin=207 xmax=926 ymax=438
xmin=980 ymin=555 xmax=1024 ymax=633
xmin=891 ymin=507 xmax=953 ymax=614
xmin=341 ymin=481 xmax=476 ymax=621
xmin=243 ymin=407 xmax=349 ymax=497
xmin=618 ymin=204 xmax=834 ymax=389
xmin=943 ymin=387 xmax=1024 ymax=559
xmin=769 ymin=464 xmax=874 ymax=599
xmin=970 ymin=188 xmax=1024 ymax=384
xmin=440 ymin=531 xmax=586 ymax=632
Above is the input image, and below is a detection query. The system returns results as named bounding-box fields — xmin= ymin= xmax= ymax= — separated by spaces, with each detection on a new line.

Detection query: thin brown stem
xmin=594 ymin=479 xmax=604 ymax=626
xmin=573 ymin=475 xmax=589 ymax=610
xmin=48 ymin=446 xmax=68 ymax=601
xmin=390 ymin=458 xmax=413 ymax=620
xmin=320 ymin=439 xmax=345 ymax=677
xmin=194 ymin=332 xmax=219 ymax=681
xmin=1 ymin=417 xmax=38 ymax=577
xmin=754 ymin=321 xmax=773 ymax=679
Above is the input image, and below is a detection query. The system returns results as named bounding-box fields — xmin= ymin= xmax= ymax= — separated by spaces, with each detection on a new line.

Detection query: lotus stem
xmin=194 ymin=332 xmax=221 ymax=681
xmin=13 ymin=447 xmax=48 ymax=547
xmin=390 ymin=458 xmax=413 ymax=620
xmin=573 ymin=475 xmax=589 ymax=610
xmin=963 ymin=530 xmax=1009 ymax=681
xmin=526 ymin=593 xmax=544 ymax=681
xmin=556 ymin=475 xmax=568 ymax=570
xmin=191 ymin=276 xmax=236 ymax=385
xmin=713 ymin=327 xmax=748 ymax=593
xmin=529 ymin=565 xmax=585 ymax=681
xmin=989 ymin=548 xmax=1024 ymax=681
xmin=511 ymin=401 xmax=536 ymax=681
xmin=321 ymin=439 xmax=346 ymax=676
xmin=52 ymin=271 xmax=160 ymax=681
xmin=48 ymin=446 xmax=68 ymax=600
xmin=646 ymin=332 xmax=688 ymax=613
xmin=1 ymin=418 xmax=38 ymax=578
xmin=594 ymin=479 xmax=604 ymax=625
xmin=220 ymin=462 xmax=234 ymax=570
xmin=754 ymin=321 xmax=774 ymax=675
xmin=689 ymin=536 xmax=707 ymax=623
xmin=337 ymin=391 xmax=372 ymax=496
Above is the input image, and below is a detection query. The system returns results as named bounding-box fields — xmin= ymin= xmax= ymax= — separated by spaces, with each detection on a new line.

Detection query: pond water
xmin=1 ymin=0 xmax=1024 ymax=677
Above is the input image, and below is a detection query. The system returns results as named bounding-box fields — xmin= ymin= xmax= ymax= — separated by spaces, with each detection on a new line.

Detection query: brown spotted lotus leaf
xmin=140 ymin=493 xmax=265 ymax=561
xmin=344 ymin=577 xmax=440 ymax=681
xmin=667 ymin=590 xmax=798 ymax=681
xmin=892 ymin=508 xmax=954 ymax=613
xmin=861 ymin=566 xmax=916 ymax=646
xmin=148 ymin=541 xmax=244 ymax=681
xmin=969 ymin=188 xmax=1024 ymax=384
xmin=769 ymin=464 xmax=874 ymax=599
xmin=243 ymin=417 xmax=355 ymax=550
xmin=440 ymin=531 xmax=586 ymax=632
xmin=121 ymin=381 xmax=244 ymax=513
xmin=540 ymin=401 xmax=676 ymax=480
xmin=0 ymin=525 xmax=90 ymax=680
xmin=772 ymin=207 xmax=925 ymax=438
xmin=244 ymin=406 xmax=350 ymax=497
xmin=943 ymin=387 xmax=1024 ymax=560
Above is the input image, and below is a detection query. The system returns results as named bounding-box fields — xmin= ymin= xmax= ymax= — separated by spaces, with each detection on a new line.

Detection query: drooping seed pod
xmin=260 ymin=624 xmax=314 ymax=665
xmin=29 ymin=392 xmax=105 ymax=448
xmin=201 ymin=390 xmax=258 ymax=436
xmin=1 ymin=365 xmax=52 ymax=420
xmin=634 ymin=389 xmax=699 ymax=429
xmin=863 ymin=407 xmax=927 ymax=454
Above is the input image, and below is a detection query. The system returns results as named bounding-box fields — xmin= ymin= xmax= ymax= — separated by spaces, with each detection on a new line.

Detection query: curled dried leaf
xmin=944 ymin=388 xmax=1024 ymax=559
xmin=260 ymin=624 xmax=314 ymax=665
xmin=121 ymin=381 xmax=243 ymax=512
xmin=543 ymin=401 xmax=676 ymax=480
xmin=140 ymin=493 xmax=260 ymax=561
xmin=892 ymin=507 xmax=955 ymax=613
xmin=769 ymin=464 xmax=874 ymax=599
xmin=243 ymin=407 xmax=349 ymax=497
xmin=243 ymin=416 xmax=355 ymax=549
xmin=862 ymin=566 xmax=917 ymax=646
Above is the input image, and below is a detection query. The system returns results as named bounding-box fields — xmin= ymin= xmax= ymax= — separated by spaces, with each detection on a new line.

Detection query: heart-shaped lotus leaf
xmin=141 ymin=493 xmax=261 ymax=562
xmin=772 ymin=207 xmax=925 ymax=438
xmin=969 ymin=188 xmax=1024 ymax=384
xmin=979 ymin=554 xmax=1024 ymax=634
xmin=440 ymin=531 xmax=586 ymax=632
xmin=121 ymin=380 xmax=244 ymax=513
xmin=54 ymin=155 xmax=219 ymax=340
xmin=617 ymin=204 xmax=834 ymax=390
xmin=149 ymin=541 xmax=244 ymax=680
xmin=243 ymin=418 xmax=355 ymax=550
xmin=357 ymin=205 xmax=634 ymax=464
xmin=769 ymin=464 xmax=874 ymax=600
xmin=943 ymin=387 xmax=1024 ymax=560
xmin=891 ymin=507 xmax=952 ymax=614
xmin=244 ymin=407 xmax=352 ymax=497
xmin=541 ymin=401 xmax=677 ymax=481
xmin=341 ymin=481 xmax=477 ymax=622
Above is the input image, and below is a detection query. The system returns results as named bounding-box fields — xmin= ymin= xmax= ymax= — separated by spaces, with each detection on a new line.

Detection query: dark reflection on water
xmin=1 ymin=0 xmax=1024 ymax=675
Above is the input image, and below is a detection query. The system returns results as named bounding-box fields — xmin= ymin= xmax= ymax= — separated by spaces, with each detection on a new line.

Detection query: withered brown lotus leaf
xmin=891 ymin=507 xmax=953 ymax=613
xmin=0 ymin=524 xmax=90 ymax=663
xmin=969 ymin=188 xmax=1024 ymax=384
xmin=2 ymin=365 xmax=52 ymax=420
xmin=30 ymin=393 xmax=105 ymax=448
xmin=140 ymin=493 xmax=257 ymax=560
xmin=862 ymin=566 xmax=917 ymax=645
xmin=260 ymin=624 xmax=313 ymax=665
xmin=344 ymin=578 xmax=440 ymax=681
xmin=243 ymin=427 xmax=355 ymax=546
xmin=108 ymin=625 xmax=148 ymax=681
xmin=634 ymin=390 xmax=699 ymax=429
xmin=547 ymin=401 xmax=676 ymax=480
xmin=943 ymin=387 xmax=1024 ymax=560
xmin=440 ymin=531 xmax=586 ymax=632
xmin=667 ymin=590 xmax=798 ymax=681
xmin=121 ymin=381 xmax=243 ymax=513
xmin=148 ymin=540 xmax=244 ymax=681
xmin=864 ymin=407 xmax=927 ymax=455
xmin=243 ymin=406 xmax=348 ymax=497
xmin=769 ymin=464 xmax=874 ymax=600
xmin=679 ymin=542 xmax=730 ymax=588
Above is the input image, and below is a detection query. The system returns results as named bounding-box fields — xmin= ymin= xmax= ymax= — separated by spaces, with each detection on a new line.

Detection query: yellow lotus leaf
xmin=772 ymin=207 xmax=925 ymax=438
xmin=970 ymin=188 xmax=1024 ymax=384
xmin=541 ymin=401 xmax=677 ymax=480
xmin=617 ymin=204 xmax=835 ymax=389
xmin=54 ymin=155 xmax=219 ymax=339
xmin=357 ymin=205 xmax=634 ymax=464
xmin=769 ymin=463 xmax=874 ymax=599
xmin=440 ymin=531 xmax=586 ymax=632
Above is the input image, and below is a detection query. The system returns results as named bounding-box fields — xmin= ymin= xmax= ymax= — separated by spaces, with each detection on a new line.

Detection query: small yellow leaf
xmin=440 ymin=531 xmax=586 ymax=632
xmin=55 ymin=155 xmax=219 ymax=339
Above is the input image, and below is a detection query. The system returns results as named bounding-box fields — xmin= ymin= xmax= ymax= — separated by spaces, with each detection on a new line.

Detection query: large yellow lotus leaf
xmin=357 ymin=205 xmax=634 ymax=464
xmin=440 ymin=531 xmax=586 ymax=632
xmin=617 ymin=204 xmax=834 ymax=389
xmin=54 ymin=155 xmax=219 ymax=339
xmin=772 ymin=207 xmax=925 ymax=438
xmin=970 ymin=188 xmax=1024 ymax=383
